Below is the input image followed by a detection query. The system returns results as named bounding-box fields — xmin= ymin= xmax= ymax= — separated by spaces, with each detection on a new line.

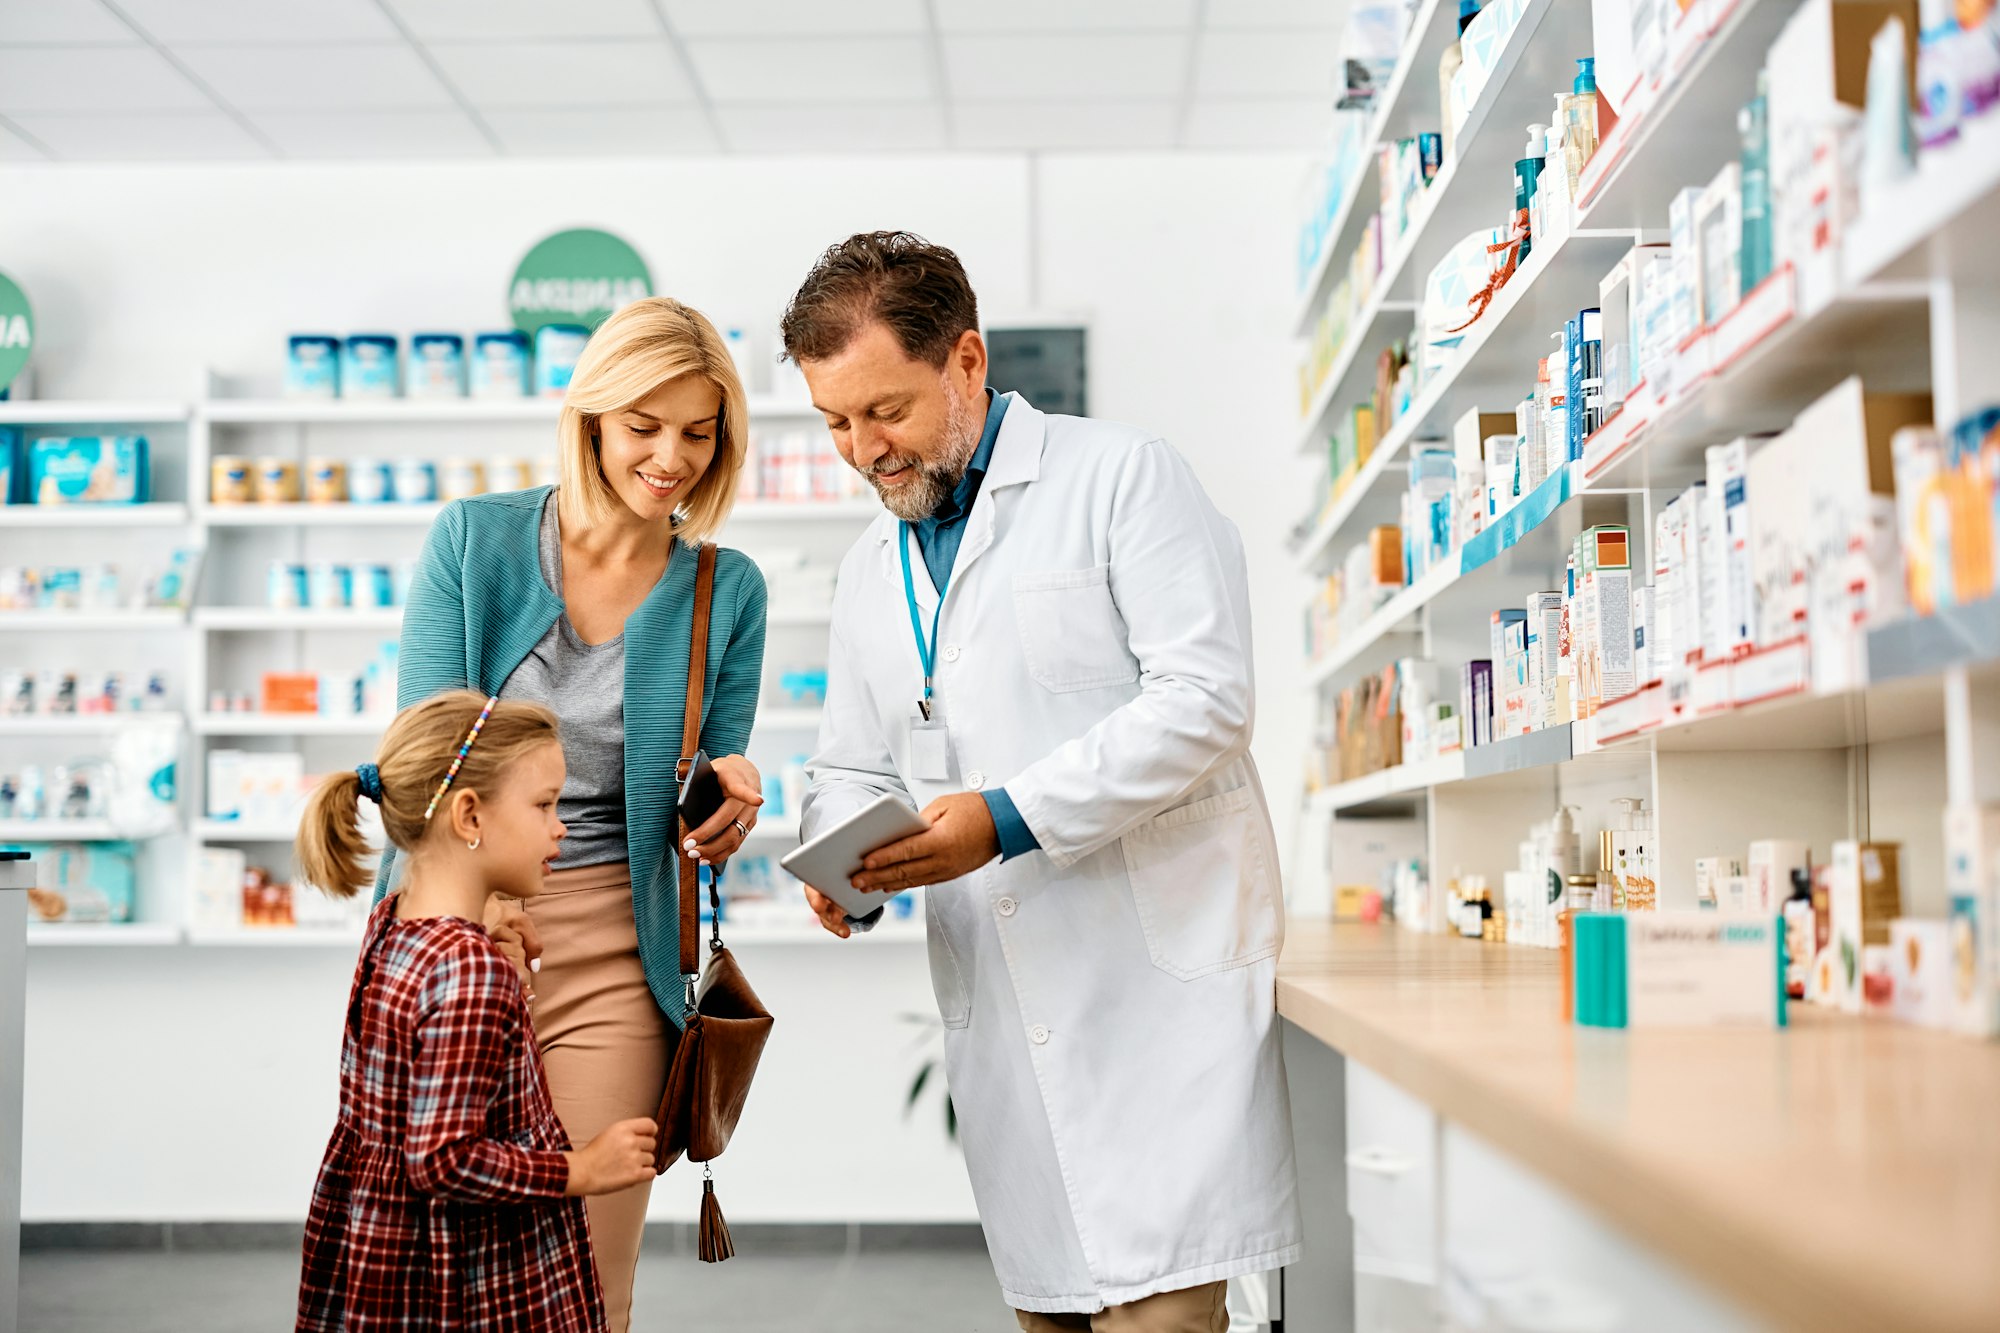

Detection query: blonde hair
xmin=297 ymin=692 xmax=560 ymax=899
xmin=557 ymin=296 xmax=749 ymax=545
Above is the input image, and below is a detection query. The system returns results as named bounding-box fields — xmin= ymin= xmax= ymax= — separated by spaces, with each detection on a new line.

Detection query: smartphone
xmin=676 ymin=750 xmax=726 ymax=832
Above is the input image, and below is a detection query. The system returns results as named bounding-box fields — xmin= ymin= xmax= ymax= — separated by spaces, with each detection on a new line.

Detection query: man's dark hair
xmin=780 ymin=231 xmax=980 ymax=369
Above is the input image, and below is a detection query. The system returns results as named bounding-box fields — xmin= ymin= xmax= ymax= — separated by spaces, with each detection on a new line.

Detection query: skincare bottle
xmin=1862 ymin=15 xmax=1917 ymax=210
xmin=1439 ymin=0 xmax=1482 ymax=159
xmin=1515 ymin=123 xmax=1548 ymax=263
xmin=1563 ymin=58 xmax=1601 ymax=184
xmin=1739 ymin=71 xmax=1772 ymax=293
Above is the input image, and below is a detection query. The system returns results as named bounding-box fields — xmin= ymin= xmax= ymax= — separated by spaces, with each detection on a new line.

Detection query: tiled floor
xmin=22 ymin=1244 xmax=1022 ymax=1332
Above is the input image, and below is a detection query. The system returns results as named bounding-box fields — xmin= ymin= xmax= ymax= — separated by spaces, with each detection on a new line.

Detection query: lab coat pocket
xmin=926 ymin=913 xmax=973 ymax=1030
xmin=1012 ymin=566 xmax=1140 ymax=694
xmin=1121 ymin=787 xmax=1279 ymax=981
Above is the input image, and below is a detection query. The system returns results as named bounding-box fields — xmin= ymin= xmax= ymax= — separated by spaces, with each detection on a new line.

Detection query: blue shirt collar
xmin=927 ymin=388 xmax=1009 ymax=527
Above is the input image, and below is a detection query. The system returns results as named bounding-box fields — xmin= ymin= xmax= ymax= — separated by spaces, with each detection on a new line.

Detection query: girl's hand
xmin=483 ymin=898 xmax=543 ymax=999
xmin=564 ymin=1118 xmax=658 ymax=1196
xmin=683 ymin=754 xmax=764 ymax=870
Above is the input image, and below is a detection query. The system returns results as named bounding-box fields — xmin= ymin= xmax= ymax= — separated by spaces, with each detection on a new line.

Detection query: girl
xmin=382 ymin=298 xmax=769 ymax=1330
xmin=297 ymin=692 xmax=657 ymax=1332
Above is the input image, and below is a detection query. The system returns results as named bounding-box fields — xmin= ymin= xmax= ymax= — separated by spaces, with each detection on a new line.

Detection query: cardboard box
xmin=1705 ymin=439 xmax=1754 ymax=657
xmin=1525 ymin=590 xmax=1565 ymax=730
xmin=1748 ymin=839 xmax=1811 ymax=916
xmin=1891 ymin=918 xmax=1955 ymax=1030
xmin=1946 ymin=804 xmax=2000 ymax=1037
xmin=1830 ymin=840 xmax=1904 ymax=1014
xmin=1578 ymin=525 xmax=1635 ymax=716
xmin=1574 ymin=911 xmax=1787 ymax=1029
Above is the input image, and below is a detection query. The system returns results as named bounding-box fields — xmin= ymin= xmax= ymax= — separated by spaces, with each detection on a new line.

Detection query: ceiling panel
xmin=933 ymin=0 xmax=1196 ymax=32
xmin=953 ymin=100 xmax=1177 ymax=151
xmin=0 ymin=46 xmax=209 ymax=113
xmin=10 ymin=110 xmax=270 ymax=160
xmin=716 ymin=102 xmax=944 ymax=151
xmin=1183 ymin=98 xmax=1327 ymax=148
xmin=175 ymin=43 xmax=454 ymax=111
xmin=1195 ymin=32 xmax=1336 ymax=99
xmin=484 ymin=105 xmax=719 ymax=154
xmin=687 ymin=37 xmax=934 ymax=103
xmin=116 ymin=0 xmax=401 ymax=43
xmin=1204 ymin=0 xmax=1351 ymax=29
xmin=256 ymin=109 xmax=494 ymax=158
xmin=660 ymin=0 xmax=927 ymax=37
xmin=943 ymin=33 xmax=1190 ymax=102
xmin=0 ymin=0 xmax=135 ymax=44
xmin=431 ymin=39 xmax=697 ymax=108
xmin=383 ymin=0 xmax=663 ymax=41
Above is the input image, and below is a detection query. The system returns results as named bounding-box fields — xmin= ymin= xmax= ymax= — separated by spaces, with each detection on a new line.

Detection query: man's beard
xmin=863 ymin=389 xmax=981 ymax=523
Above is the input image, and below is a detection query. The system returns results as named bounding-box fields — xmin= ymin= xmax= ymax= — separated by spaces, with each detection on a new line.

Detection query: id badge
xmin=909 ymin=717 xmax=952 ymax=783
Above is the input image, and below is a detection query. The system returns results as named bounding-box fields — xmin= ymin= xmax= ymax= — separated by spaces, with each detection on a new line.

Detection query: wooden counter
xmin=1277 ymin=922 xmax=2000 ymax=1333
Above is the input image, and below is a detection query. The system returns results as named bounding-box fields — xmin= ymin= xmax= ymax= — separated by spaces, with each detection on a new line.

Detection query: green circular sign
xmin=0 ymin=270 xmax=32 ymax=393
xmin=508 ymin=228 xmax=652 ymax=336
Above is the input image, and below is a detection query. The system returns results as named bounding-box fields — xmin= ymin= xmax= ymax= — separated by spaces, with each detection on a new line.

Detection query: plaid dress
xmin=298 ymin=898 xmax=606 ymax=1332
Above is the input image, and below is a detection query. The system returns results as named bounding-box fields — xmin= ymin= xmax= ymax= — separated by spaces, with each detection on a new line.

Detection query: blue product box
xmin=0 ymin=426 xmax=19 ymax=504
xmin=471 ymin=331 xmax=531 ymax=398
xmin=11 ymin=842 xmax=139 ymax=924
xmin=534 ymin=324 xmax=591 ymax=398
xmin=29 ymin=435 xmax=149 ymax=504
xmin=409 ymin=333 xmax=467 ymax=399
xmin=285 ymin=335 xmax=342 ymax=399
xmin=341 ymin=334 xmax=400 ymax=399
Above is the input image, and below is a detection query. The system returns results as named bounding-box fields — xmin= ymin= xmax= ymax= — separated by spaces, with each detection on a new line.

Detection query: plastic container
xmin=348 ymin=459 xmax=393 ymax=504
xmin=534 ymin=324 xmax=590 ymax=399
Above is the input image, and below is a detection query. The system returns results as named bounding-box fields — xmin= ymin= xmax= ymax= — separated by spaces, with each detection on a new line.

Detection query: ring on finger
xmin=731 ymin=819 xmax=749 ymax=839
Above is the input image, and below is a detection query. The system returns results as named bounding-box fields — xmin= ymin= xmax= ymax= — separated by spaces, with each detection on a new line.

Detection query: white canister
xmin=487 ymin=458 xmax=533 ymax=493
xmin=392 ymin=459 xmax=438 ymax=504
xmin=348 ymin=459 xmax=394 ymax=505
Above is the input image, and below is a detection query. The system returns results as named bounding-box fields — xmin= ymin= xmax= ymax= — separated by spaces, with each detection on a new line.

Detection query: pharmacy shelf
xmin=194 ymin=713 xmax=386 ymax=737
xmin=1575 ymin=0 xmax=1798 ymax=230
xmin=1460 ymin=720 xmax=1574 ymax=779
xmin=755 ymin=708 xmax=823 ymax=730
xmin=1600 ymin=669 xmax=1950 ymax=753
xmin=1307 ymin=752 xmax=1465 ymax=816
xmin=194 ymin=820 xmax=301 ymax=843
xmin=26 ymin=922 xmax=183 ymax=946
xmin=1868 ymin=596 xmax=2000 ymax=685
xmin=193 ymin=607 xmax=401 ymax=632
xmin=1290 ymin=0 xmax=1588 ymax=456
xmin=0 ymin=609 xmax=185 ymax=631
xmin=199 ymin=395 xmax=825 ymax=426
xmin=766 ymin=609 xmax=834 ymax=628
xmin=731 ymin=500 xmax=881 ymax=522
xmin=0 ymin=820 xmax=147 ymax=842
xmin=0 ymin=714 xmax=180 ymax=737
xmin=0 ymin=400 xmax=188 ymax=425
xmin=1844 ymin=113 xmax=2000 ymax=288
xmin=202 ymin=503 xmax=443 ymax=528
xmin=1582 ymin=269 xmax=1932 ymax=489
xmin=185 ymin=926 xmax=364 ymax=948
xmin=1289 ymin=0 xmax=1449 ymax=335
xmin=0 ymin=503 xmax=190 ymax=528
xmin=1307 ymin=558 xmax=1456 ymax=689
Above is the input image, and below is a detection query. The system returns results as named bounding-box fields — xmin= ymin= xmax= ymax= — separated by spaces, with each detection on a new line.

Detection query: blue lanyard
xmin=898 ymin=524 xmax=947 ymax=719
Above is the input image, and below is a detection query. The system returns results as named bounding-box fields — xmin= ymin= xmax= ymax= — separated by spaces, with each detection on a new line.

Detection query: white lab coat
xmin=803 ymin=394 xmax=1302 ymax=1314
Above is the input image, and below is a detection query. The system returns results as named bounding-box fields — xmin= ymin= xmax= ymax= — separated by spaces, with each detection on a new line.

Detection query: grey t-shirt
xmin=498 ymin=492 xmax=628 ymax=868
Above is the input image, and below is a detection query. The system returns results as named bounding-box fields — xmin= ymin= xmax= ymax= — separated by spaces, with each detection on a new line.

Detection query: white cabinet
xmin=1345 ymin=1060 xmax=1441 ymax=1330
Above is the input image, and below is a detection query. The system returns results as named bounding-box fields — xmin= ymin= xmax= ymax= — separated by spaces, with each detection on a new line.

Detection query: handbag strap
xmin=678 ymin=542 xmax=718 ymax=987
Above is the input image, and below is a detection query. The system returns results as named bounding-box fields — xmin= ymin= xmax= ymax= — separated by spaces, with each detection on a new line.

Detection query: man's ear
xmin=953 ymin=328 xmax=988 ymax=399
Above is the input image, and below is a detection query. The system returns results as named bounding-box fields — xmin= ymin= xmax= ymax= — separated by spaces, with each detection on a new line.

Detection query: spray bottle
xmin=1516 ymin=122 xmax=1548 ymax=264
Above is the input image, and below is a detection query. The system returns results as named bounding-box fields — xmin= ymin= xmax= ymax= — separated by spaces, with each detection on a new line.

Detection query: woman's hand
xmin=484 ymin=897 xmax=543 ymax=1000
xmin=683 ymin=754 xmax=764 ymax=870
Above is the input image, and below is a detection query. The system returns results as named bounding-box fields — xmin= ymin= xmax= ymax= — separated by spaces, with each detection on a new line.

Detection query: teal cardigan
xmin=373 ymin=485 xmax=768 ymax=1028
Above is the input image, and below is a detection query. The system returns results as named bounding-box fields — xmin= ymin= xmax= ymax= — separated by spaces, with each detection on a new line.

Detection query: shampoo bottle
xmin=1516 ymin=123 xmax=1548 ymax=263
xmin=1562 ymin=59 xmax=1601 ymax=189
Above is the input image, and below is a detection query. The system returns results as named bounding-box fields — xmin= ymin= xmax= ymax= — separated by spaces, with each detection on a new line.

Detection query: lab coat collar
xmin=868 ymin=391 xmax=1045 ymax=553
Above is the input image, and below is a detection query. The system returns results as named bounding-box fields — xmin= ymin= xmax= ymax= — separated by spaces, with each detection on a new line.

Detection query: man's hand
xmin=850 ymin=792 xmax=1000 ymax=895
xmin=803 ymin=885 xmax=854 ymax=939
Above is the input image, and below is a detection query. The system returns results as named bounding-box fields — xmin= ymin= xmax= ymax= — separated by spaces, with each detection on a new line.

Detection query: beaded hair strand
xmin=423 ymin=695 xmax=500 ymax=822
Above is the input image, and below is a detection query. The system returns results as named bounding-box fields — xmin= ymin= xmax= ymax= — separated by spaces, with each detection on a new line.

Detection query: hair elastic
xmin=354 ymin=763 xmax=383 ymax=803
xmin=423 ymin=695 xmax=500 ymax=822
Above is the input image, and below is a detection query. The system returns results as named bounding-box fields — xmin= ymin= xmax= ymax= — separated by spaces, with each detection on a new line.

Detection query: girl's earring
xmin=467 ymin=837 xmax=481 ymax=851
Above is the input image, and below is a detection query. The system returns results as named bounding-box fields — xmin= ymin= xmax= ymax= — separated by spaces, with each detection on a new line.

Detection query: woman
xmin=376 ymin=297 xmax=768 ymax=1331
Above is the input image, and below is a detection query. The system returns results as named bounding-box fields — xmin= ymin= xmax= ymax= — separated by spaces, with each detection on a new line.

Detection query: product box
xmin=471 ymin=330 xmax=532 ymax=398
xmin=1830 ymin=840 xmax=1904 ymax=1014
xmin=1578 ymin=525 xmax=1634 ymax=716
xmin=193 ymin=846 xmax=247 ymax=929
xmin=1573 ymin=911 xmax=1787 ymax=1029
xmin=341 ymin=335 xmax=400 ymax=399
xmin=1667 ymin=185 xmax=1706 ymax=344
xmin=0 ymin=425 xmax=18 ymax=504
xmin=1460 ymin=659 xmax=1494 ymax=748
xmin=1695 ymin=162 xmax=1744 ymax=327
xmin=1946 ymin=804 xmax=2000 ymax=1037
xmin=535 ymin=324 xmax=590 ymax=399
xmin=261 ymin=672 xmax=319 ymax=715
xmin=1747 ymin=839 xmax=1811 ymax=915
xmin=28 ymin=435 xmax=148 ymax=505
xmin=1705 ymin=439 xmax=1753 ymax=657
xmin=1890 ymin=918 xmax=1954 ymax=1030
xmin=1525 ymin=590 xmax=1564 ymax=730
xmin=285 ymin=335 xmax=341 ymax=399
xmin=408 ymin=333 xmax=467 ymax=399
xmin=17 ymin=842 xmax=139 ymax=925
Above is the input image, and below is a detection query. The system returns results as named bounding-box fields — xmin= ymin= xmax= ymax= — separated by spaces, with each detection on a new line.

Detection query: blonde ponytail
xmin=296 ymin=769 xmax=374 ymax=900
xmin=295 ymin=691 xmax=560 ymax=900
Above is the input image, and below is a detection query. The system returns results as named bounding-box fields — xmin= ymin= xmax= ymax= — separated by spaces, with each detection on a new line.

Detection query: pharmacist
xmin=785 ymin=232 xmax=1300 ymax=1333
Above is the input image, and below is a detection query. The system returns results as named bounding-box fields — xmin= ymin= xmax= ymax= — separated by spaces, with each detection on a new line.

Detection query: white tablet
xmin=780 ymin=794 xmax=930 ymax=920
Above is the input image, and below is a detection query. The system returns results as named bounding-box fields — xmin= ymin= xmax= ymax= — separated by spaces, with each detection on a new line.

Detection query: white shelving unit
xmin=193 ymin=713 xmax=386 ymax=737
xmin=0 ymin=714 xmax=180 ymax=737
xmin=0 ymin=820 xmax=148 ymax=842
xmin=25 ymin=922 xmax=183 ymax=947
xmin=0 ymin=401 xmax=188 ymax=426
xmin=193 ymin=607 xmax=402 ymax=632
xmin=0 ymin=503 xmax=190 ymax=528
xmin=1288 ymin=0 xmax=2000 ymax=922
xmin=0 ymin=609 xmax=186 ymax=631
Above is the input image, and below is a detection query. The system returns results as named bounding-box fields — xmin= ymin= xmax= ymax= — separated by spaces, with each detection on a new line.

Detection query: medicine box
xmin=285 ymin=335 xmax=341 ymax=399
xmin=341 ymin=334 xmax=400 ymax=399
xmin=472 ymin=331 xmax=532 ymax=398
xmin=1830 ymin=840 xmax=1903 ymax=1014
xmin=1573 ymin=910 xmax=1787 ymax=1029
xmin=28 ymin=435 xmax=148 ymax=505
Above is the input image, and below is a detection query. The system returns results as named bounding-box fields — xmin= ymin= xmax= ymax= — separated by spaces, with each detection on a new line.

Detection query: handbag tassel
xmin=697 ymin=1176 xmax=735 ymax=1263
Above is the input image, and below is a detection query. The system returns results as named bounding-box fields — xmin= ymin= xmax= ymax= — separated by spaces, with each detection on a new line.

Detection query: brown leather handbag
xmin=652 ymin=542 xmax=775 ymax=1263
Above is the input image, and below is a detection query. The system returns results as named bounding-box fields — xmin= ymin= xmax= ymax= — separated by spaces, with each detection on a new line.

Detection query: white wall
xmin=1 ymin=149 xmax=1309 ymax=1221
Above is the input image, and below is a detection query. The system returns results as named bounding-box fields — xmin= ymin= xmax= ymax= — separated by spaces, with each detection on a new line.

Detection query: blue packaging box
xmin=534 ymin=324 xmax=590 ymax=399
xmin=285 ymin=335 xmax=341 ymax=399
xmin=0 ymin=426 xmax=20 ymax=504
xmin=342 ymin=334 xmax=400 ymax=399
xmin=409 ymin=333 xmax=467 ymax=399
xmin=471 ymin=331 xmax=530 ymax=398
xmin=10 ymin=842 xmax=139 ymax=924
xmin=29 ymin=435 xmax=149 ymax=504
